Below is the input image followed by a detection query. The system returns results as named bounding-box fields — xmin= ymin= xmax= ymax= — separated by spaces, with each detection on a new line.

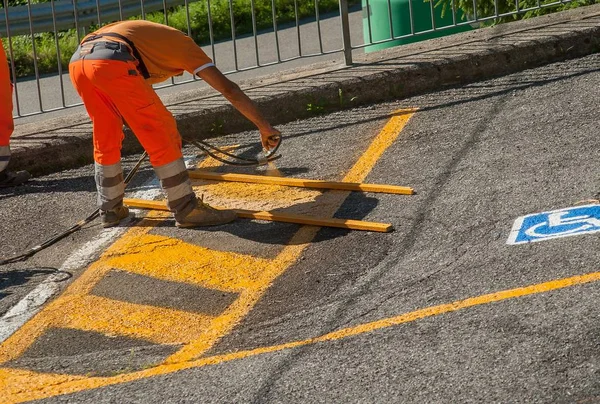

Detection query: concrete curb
xmin=9 ymin=4 xmax=600 ymax=175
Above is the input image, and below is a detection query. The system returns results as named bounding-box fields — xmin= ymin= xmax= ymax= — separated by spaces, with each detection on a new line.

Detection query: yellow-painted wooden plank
xmin=54 ymin=295 xmax=214 ymax=345
xmin=188 ymin=171 xmax=414 ymax=195
xmin=123 ymin=198 xmax=393 ymax=233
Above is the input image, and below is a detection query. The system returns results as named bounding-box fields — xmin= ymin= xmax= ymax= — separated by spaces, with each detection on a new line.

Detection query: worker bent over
xmin=69 ymin=20 xmax=281 ymax=228
xmin=0 ymin=39 xmax=30 ymax=188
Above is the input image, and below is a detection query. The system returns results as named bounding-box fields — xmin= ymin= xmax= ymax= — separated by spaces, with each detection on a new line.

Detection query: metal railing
xmin=1 ymin=0 xmax=577 ymax=118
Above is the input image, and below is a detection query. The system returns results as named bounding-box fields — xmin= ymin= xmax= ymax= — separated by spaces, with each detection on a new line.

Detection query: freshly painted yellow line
xmin=0 ymin=216 xmax=167 ymax=364
xmin=0 ymin=109 xmax=416 ymax=398
xmin=343 ymin=110 xmax=416 ymax=183
xmin=53 ymin=294 xmax=214 ymax=345
xmin=187 ymin=171 xmax=415 ymax=195
xmin=3 ymin=270 xmax=599 ymax=403
xmin=103 ymin=233 xmax=273 ymax=292
xmin=164 ymin=109 xmax=416 ymax=364
xmin=123 ymin=198 xmax=394 ymax=233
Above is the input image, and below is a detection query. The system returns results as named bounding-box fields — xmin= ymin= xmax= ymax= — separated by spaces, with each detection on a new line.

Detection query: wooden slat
xmin=124 ymin=198 xmax=394 ymax=233
xmin=188 ymin=171 xmax=414 ymax=195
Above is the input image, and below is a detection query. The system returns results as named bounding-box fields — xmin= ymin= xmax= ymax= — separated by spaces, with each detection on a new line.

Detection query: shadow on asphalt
xmin=130 ymin=191 xmax=381 ymax=246
xmin=0 ymin=267 xmax=59 ymax=301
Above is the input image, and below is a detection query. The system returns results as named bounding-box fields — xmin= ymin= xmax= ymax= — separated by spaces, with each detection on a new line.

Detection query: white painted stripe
xmin=0 ymin=172 xmax=163 ymax=343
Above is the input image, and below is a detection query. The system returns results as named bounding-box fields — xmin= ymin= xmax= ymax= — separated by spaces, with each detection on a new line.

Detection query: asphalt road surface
xmin=0 ymin=53 xmax=599 ymax=403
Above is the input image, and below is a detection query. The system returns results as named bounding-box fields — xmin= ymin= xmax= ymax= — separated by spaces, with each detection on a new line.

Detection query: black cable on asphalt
xmin=0 ymin=135 xmax=283 ymax=267
xmin=0 ymin=151 xmax=148 ymax=267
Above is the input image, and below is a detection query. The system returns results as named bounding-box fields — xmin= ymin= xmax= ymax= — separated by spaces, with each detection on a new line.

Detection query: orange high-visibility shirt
xmin=85 ymin=20 xmax=214 ymax=85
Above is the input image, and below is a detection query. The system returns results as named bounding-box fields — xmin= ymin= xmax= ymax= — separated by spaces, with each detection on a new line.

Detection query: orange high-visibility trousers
xmin=69 ymin=58 xmax=183 ymax=167
xmin=0 ymin=42 xmax=14 ymax=147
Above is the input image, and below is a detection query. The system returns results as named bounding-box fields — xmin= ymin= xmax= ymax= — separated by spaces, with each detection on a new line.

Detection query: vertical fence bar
xmin=250 ymin=0 xmax=260 ymax=66
xmin=117 ymin=0 xmax=124 ymax=20
xmin=26 ymin=0 xmax=44 ymax=112
xmin=270 ymin=0 xmax=281 ymax=62
xmin=365 ymin=0 xmax=373 ymax=44
xmin=472 ymin=0 xmax=478 ymax=20
xmin=95 ymin=0 xmax=101 ymax=25
xmin=228 ymin=0 xmax=238 ymax=71
xmin=408 ymin=0 xmax=415 ymax=34
xmin=451 ymin=0 xmax=457 ymax=25
xmin=73 ymin=0 xmax=82 ymax=43
xmin=163 ymin=0 xmax=169 ymax=25
xmin=339 ymin=0 xmax=352 ymax=65
xmin=3 ymin=0 xmax=21 ymax=117
xmin=429 ymin=0 xmax=436 ymax=30
xmin=294 ymin=0 xmax=302 ymax=56
xmin=206 ymin=0 xmax=217 ymax=63
xmin=386 ymin=0 xmax=394 ymax=38
xmin=314 ymin=0 xmax=324 ymax=53
xmin=140 ymin=0 xmax=146 ymax=20
xmin=163 ymin=0 xmax=176 ymax=84
xmin=50 ymin=0 xmax=66 ymax=107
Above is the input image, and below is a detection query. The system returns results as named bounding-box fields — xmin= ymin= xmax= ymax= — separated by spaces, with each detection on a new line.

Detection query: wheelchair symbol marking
xmin=507 ymin=204 xmax=600 ymax=245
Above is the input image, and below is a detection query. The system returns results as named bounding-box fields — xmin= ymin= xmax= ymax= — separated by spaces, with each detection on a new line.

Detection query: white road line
xmin=0 ymin=174 xmax=163 ymax=343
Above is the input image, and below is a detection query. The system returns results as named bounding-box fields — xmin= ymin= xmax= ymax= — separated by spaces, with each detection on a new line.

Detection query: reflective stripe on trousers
xmin=154 ymin=158 xmax=196 ymax=220
xmin=95 ymin=162 xmax=125 ymax=211
xmin=69 ymin=47 xmax=197 ymax=215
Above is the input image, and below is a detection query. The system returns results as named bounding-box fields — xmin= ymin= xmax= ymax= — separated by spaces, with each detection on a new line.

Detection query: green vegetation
xmin=432 ymin=0 xmax=597 ymax=24
xmin=2 ymin=0 xmax=351 ymax=78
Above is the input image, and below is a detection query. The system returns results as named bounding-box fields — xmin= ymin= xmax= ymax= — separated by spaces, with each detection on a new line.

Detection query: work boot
xmin=175 ymin=197 xmax=237 ymax=228
xmin=0 ymin=170 xmax=31 ymax=188
xmin=100 ymin=204 xmax=131 ymax=228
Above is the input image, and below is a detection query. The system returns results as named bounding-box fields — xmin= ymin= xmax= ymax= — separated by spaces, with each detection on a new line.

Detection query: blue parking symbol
xmin=507 ymin=204 xmax=600 ymax=245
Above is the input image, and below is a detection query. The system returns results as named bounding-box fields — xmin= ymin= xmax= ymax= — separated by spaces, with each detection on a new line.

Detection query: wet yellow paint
xmin=3 ymin=270 xmax=599 ymax=403
xmin=54 ymin=295 xmax=214 ymax=344
xmin=0 ymin=109 xmax=417 ymax=400
xmin=103 ymin=234 xmax=273 ymax=292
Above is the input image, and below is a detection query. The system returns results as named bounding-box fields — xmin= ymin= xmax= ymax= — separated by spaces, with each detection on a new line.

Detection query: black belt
xmin=80 ymin=32 xmax=150 ymax=79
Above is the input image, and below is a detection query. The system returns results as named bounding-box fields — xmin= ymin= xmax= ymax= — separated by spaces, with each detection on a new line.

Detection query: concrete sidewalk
xmin=9 ymin=4 xmax=600 ymax=175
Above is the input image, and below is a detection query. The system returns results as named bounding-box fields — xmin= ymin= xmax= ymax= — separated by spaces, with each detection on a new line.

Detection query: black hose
xmin=0 ymin=152 xmax=148 ymax=267
xmin=187 ymin=135 xmax=282 ymax=166
xmin=1 ymin=135 xmax=282 ymax=267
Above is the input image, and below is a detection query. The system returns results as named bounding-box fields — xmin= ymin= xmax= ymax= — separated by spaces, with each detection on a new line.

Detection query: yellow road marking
xmin=103 ymin=233 xmax=272 ymax=292
xmin=0 ymin=213 xmax=171 ymax=364
xmin=164 ymin=110 xmax=416 ymax=364
xmin=54 ymin=295 xmax=214 ymax=345
xmin=3 ymin=270 xmax=599 ymax=403
xmin=0 ymin=109 xmax=416 ymax=398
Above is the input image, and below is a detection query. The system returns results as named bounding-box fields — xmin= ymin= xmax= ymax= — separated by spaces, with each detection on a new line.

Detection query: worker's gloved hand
xmin=260 ymin=128 xmax=282 ymax=152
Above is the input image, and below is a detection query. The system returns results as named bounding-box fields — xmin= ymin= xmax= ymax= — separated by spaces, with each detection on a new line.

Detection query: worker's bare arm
xmin=197 ymin=66 xmax=280 ymax=150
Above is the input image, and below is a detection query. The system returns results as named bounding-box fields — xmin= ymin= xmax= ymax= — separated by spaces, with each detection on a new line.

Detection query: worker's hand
xmin=260 ymin=128 xmax=282 ymax=151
